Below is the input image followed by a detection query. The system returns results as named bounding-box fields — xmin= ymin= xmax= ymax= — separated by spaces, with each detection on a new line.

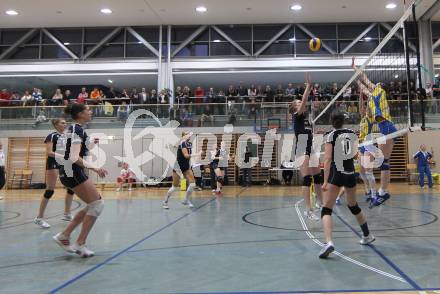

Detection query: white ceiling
xmin=0 ymin=0 xmax=438 ymax=28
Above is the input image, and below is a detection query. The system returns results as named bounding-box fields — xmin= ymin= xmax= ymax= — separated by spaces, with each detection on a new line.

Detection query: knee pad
xmin=321 ymin=207 xmax=333 ymax=218
xmin=380 ymin=158 xmax=390 ymax=171
xmin=44 ymin=190 xmax=54 ymax=199
xmin=313 ymin=173 xmax=324 ymax=185
xmin=66 ymin=188 xmax=74 ymax=195
xmin=302 ymin=175 xmax=312 ymax=187
xmin=187 ymin=182 xmax=196 ymax=192
xmin=348 ymin=203 xmax=362 ymax=215
xmin=86 ymin=199 xmax=104 ymax=217
xmin=216 ymin=176 xmax=224 ymax=185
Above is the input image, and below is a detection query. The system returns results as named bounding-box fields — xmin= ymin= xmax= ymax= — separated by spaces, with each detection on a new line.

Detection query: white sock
xmin=378 ymin=188 xmax=386 ymax=196
xmin=165 ymin=186 xmax=178 ymax=202
xmin=185 ymin=183 xmax=196 ymax=201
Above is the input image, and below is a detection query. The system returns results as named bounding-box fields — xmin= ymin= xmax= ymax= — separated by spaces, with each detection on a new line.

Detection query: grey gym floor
xmin=0 ymin=187 xmax=439 ymax=294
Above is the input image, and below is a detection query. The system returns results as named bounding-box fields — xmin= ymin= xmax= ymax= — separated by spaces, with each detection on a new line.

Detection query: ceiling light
xmin=137 ymin=41 xmax=142 ymax=44
xmin=394 ymin=74 xmax=399 ymax=79
xmin=108 ymin=79 xmax=113 ymax=83
xmin=435 ymin=73 xmax=439 ymax=78
xmin=386 ymin=3 xmax=397 ymax=9
xmin=289 ymin=37 xmax=296 ymax=42
xmin=213 ymin=39 xmax=221 ymax=43
xmin=63 ymin=42 xmax=70 ymax=45
xmin=100 ymin=8 xmax=112 ymax=14
xmin=364 ymin=37 xmax=372 ymax=41
xmin=5 ymin=10 xmax=18 ymax=16
xmin=290 ymin=4 xmax=302 ymax=11
xmin=195 ymin=6 xmax=207 ymax=13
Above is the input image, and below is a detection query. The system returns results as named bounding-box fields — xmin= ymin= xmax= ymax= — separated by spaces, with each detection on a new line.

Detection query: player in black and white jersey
xmin=319 ymin=112 xmax=375 ymax=259
xmin=163 ymin=131 xmax=200 ymax=209
xmin=210 ymin=141 xmax=229 ymax=196
xmin=52 ymin=103 xmax=108 ymax=258
xmin=290 ymin=74 xmax=323 ymax=221
xmin=34 ymin=118 xmax=75 ymax=228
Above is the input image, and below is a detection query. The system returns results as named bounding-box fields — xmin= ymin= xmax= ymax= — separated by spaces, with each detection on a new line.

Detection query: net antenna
xmin=312 ymin=0 xmax=421 ymax=125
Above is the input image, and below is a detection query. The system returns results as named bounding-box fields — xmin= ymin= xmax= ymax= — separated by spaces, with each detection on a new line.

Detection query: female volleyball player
xmin=162 ymin=131 xmax=200 ymax=209
xmin=34 ymin=119 xmax=74 ymax=229
xmin=210 ymin=141 xmax=228 ymax=196
xmin=289 ymin=74 xmax=323 ymax=221
xmin=357 ymin=90 xmax=377 ymax=203
xmin=53 ymin=103 xmax=107 ymax=258
xmin=319 ymin=112 xmax=375 ymax=259
xmin=352 ymin=57 xmax=396 ymax=207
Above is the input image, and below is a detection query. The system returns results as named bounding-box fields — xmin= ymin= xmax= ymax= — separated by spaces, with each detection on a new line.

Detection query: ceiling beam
xmin=433 ymin=38 xmax=440 ymax=50
xmin=82 ymin=27 xmax=123 ymax=60
xmin=171 ymin=26 xmax=208 ymax=57
xmin=211 ymin=25 xmax=251 ymax=57
xmin=126 ymin=27 xmax=159 ymax=57
xmin=254 ymin=24 xmax=292 ymax=57
xmin=41 ymin=28 xmax=79 ymax=60
xmin=295 ymin=24 xmax=336 ymax=55
xmin=0 ymin=29 xmax=38 ymax=60
xmin=340 ymin=23 xmax=377 ymax=54
xmin=421 ymin=0 xmax=440 ymax=21
xmin=380 ymin=22 xmax=416 ymax=52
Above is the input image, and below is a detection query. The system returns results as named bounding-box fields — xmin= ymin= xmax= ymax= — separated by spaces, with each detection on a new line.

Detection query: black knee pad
xmin=380 ymin=158 xmax=390 ymax=171
xmin=302 ymin=175 xmax=312 ymax=187
xmin=44 ymin=190 xmax=54 ymax=199
xmin=348 ymin=203 xmax=362 ymax=215
xmin=66 ymin=188 xmax=74 ymax=195
xmin=321 ymin=207 xmax=333 ymax=218
xmin=216 ymin=176 xmax=224 ymax=185
xmin=313 ymin=173 xmax=324 ymax=185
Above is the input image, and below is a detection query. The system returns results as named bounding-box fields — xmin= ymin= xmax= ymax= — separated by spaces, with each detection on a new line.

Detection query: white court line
xmin=294 ymin=199 xmax=407 ymax=284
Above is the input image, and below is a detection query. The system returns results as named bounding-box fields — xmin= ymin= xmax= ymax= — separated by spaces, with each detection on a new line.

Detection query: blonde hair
xmin=51 ymin=118 xmax=64 ymax=128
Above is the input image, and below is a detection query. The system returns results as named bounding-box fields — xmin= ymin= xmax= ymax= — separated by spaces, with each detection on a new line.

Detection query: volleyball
xmin=309 ymin=38 xmax=322 ymax=52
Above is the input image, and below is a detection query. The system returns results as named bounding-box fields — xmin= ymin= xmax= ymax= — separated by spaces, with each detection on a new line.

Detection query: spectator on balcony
xmin=265 ymin=85 xmax=274 ymax=103
xmin=77 ymin=87 xmax=88 ymax=104
xmin=158 ymin=90 xmax=169 ymax=118
xmin=194 ymin=86 xmax=205 ymax=114
xmin=175 ymin=86 xmax=184 ymax=105
xmin=106 ymin=87 xmax=117 ymax=99
xmin=347 ymin=101 xmax=359 ymax=123
xmin=256 ymin=85 xmax=265 ymax=102
xmin=52 ymin=88 xmax=64 ymax=106
xmin=63 ymin=90 xmax=73 ymax=105
xmin=285 ymin=83 xmax=295 ymax=98
xmin=227 ymin=85 xmax=237 ymax=102
xmin=149 ymin=89 xmax=157 ymax=104
xmin=181 ymin=108 xmax=193 ymax=127
xmin=21 ymin=90 xmax=33 ymax=106
xmin=275 ymin=84 xmax=284 ymax=102
xmin=0 ymin=89 xmax=12 ymax=106
xmin=248 ymin=84 xmax=256 ymax=100
xmin=139 ymin=88 xmax=148 ymax=104
xmin=216 ymin=90 xmax=227 ymax=115
xmin=237 ymin=82 xmax=247 ymax=98
xmin=342 ymin=85 xmax=352 ymax=101
xmin=120 ymin=89 xmax=129 ymax=99
xmin=90 ymin=87 xmax=101 ymax=100
xmin=130 ymin=88 xmax=138 ymax=103
xmin=117 ymin=101 xmax=129 ymax=121
xmin=200 ymin=104 xmax=214 ymax=127
xmin=182 ymin=86 xmax=191 ymax=106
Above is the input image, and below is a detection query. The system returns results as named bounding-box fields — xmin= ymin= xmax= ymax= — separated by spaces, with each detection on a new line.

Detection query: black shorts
xmin=174 ymin=160 xmax=190 ymax=173
xmin=46 ymin=157 xmax=59 ymax=170
xmin=328 ymin=165 xmax=356 ymax=188
xmin=59 ymin=164 xmax=88 ymax=189
xmin=295 ymin=130 xmax=313 ymax=157
xmin=210 ymin=163 xmax=224 ymax=171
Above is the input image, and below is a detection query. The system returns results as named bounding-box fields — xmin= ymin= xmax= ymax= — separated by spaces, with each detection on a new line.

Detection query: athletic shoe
xmin=215 ymin=190 xmax=222 ymax=196
xmin=319 ymin=242 xmax=335 ymax=259
xmin=360 ymin=234 xmax=376 ymax=245
xmin=34 ymin=218 xmax=50 ymax=229
xmin=53 ymin=233 xmax=75 ymax=253
xmin=162 ymin=202 xmax=169 ymax=209
xmin=128 ymin=187 xmax=132 ymax=191
xmin=370 ymin=192 xmax=390 ymax=208
xmin=188 ymin=202 xmax=194 ymax=208
xmin=336 ymin=197 xmax=341 ymax=206
xmin=212 ymin=189 xmax=216 ymax=193
xmin=181 ymin=200 xmax=194 ymax=208
xmin=365 ymin=191 xmax=372 ymax=203
xmin=116 ymin=188 xmax=121 ymax=192
xmin=195 ymin=187 xmax=202 ymax=191
xmin=72 ymin=243 xmax=95 ymax=258
xmin=62 ymin=214 xmax=73 ymax=221
xmin=305 ymin=210 xmax=320 ymax=221
xmin=0 ymin=196 xmax=3 ymax=200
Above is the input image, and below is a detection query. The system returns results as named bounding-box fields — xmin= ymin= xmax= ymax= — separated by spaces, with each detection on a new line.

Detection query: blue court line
xmin=49 ymin=197 xmax=216 ymax=293
xmin=335 ymin=213 xmax=422 ymax=290
xmin=177 ymin=287 xmax=440 ymax=294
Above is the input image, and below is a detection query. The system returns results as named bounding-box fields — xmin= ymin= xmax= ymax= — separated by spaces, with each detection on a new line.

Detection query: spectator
xmin=33 ymin=109 xmax=48 ymax=128
xmin=63 ymin=90 xmax=73 ymax=105
xmin=175 ymin=86 xmax=184 ymax=105
xmin=227 ymin=85 xmax=237 ymax=102
xmin=90 ymin=87 xmax=100 ymax=100
xmin=343 ymin=86 xmax=352 ymax=101
xmin=116 ymin=163 xmax=135 ymax=192
xmin=347 ymin=101 xmax=359 ymax=123
xmin=194 ymin=86 xmax=205 ymax=114
xmin=158 ymin=90 xmax=168 ymax=118
xmin=281 ymin=160 xmax=294 ymax=185
xmin=285 ymin=83 xmax=295 ymax=98
xmin=181 ymin=108 xmax=193 ymax=127
xmin=200 ymin=104 xmax=214 ymax=127
xmin=21 ymin=90 xmax=33 ymax=106
xmin=130 ymin=88 xmax=138 ymax=103
xmin=52 ymin=88 xmax=63 ymax=105
xmin=139 ymin=88 xmax=148 ymax=104
xmin=150 ymin=89 xmax=157 ymax=104
xmin=216 ymin=90 xmax=226 ymax=115
xmin=120 ymin=89 xmax=130 ymax=99
xmin=265 ymin=85 xmax=274 ymax=103
xmin=77 ymin=87 xmax=88 ymax=104
xmin=237 ymin=82 xmax=248 ymax=113
xmin=256 ymin=85 xmax=265 ymax=102
xmin=248 ymin=84 xmax=257 ymax=100
xmin=106 ymin=87 xmax=117 ymax=99
xmin=0 ymin=89 xmax=12 ymax=105
xmin=117 ymin=101 xmax=129 ymax=121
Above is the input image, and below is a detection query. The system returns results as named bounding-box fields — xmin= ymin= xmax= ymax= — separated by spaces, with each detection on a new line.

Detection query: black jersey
xmin=64 ymin=124 xmax=89 ymax=161
xmin=211 ymin=148 xmax=227 ymax=167
xmin=325 ymin=128 xmax=357 ymax=173
xmin=177 ymin=140 xmax=192 ymax=163
xmin=292 ymin=112 xmax=311 ymax=135
xmin=44 ymin=132 xmax=61 ymax=153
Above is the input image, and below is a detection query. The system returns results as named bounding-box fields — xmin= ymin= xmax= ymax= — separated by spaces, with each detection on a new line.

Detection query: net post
xmin=403 ymin=13 xmax=414 ymax=127
xmin=412 ymin=3 xmax=426 ymax=130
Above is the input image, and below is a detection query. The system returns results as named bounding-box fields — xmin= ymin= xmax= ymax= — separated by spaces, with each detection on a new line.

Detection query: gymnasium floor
xmin=0 ymin=184 xmax=439 ymax=294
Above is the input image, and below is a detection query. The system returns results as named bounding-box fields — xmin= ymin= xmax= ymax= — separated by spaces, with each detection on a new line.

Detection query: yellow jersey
xmin=368 ymin=85 xmax=392 ymax=122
